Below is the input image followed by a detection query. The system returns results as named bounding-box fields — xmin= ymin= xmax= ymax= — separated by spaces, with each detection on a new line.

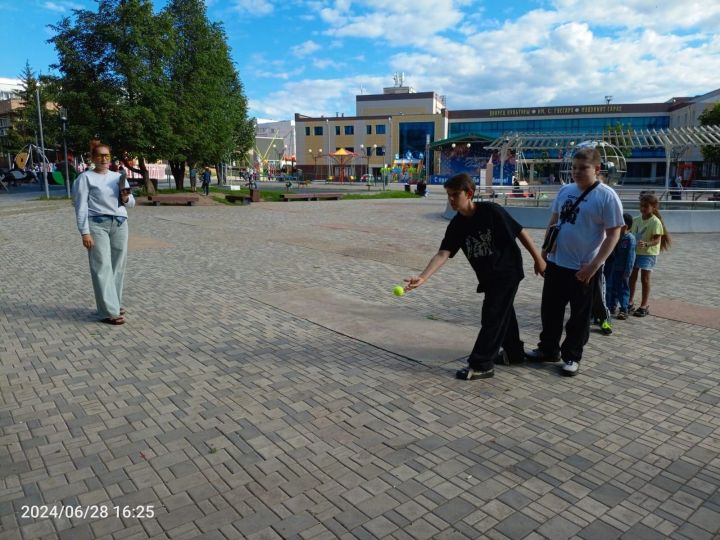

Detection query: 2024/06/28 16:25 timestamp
xmin=21 ymin=505 xmax=155 ymax=520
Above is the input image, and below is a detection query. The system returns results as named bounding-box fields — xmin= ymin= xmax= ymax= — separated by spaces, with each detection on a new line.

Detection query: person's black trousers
xmin=538 ymin=261 xmax=596 ymax=363
xmin=468 ymin=279 xmax=523 ymax=371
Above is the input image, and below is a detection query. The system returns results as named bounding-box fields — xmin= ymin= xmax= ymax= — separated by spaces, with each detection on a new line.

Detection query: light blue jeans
xmin=87 ymin=216 xmax=128 ymax=318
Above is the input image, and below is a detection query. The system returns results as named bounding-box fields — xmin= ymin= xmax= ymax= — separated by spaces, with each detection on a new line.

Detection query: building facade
xmin=294 ymin=84 xmax=720 ymax=183
xmin=295 ymin=86 xmax=447 ymax=180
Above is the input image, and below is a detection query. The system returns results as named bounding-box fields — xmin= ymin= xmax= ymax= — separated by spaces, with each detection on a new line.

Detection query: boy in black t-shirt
xmin=403 ymin=173 xmax=546 ymax=380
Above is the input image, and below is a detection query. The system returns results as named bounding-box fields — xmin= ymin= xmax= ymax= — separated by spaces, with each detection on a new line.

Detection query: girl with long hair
xmin=628 ymin=193 xmax=671 ymax=317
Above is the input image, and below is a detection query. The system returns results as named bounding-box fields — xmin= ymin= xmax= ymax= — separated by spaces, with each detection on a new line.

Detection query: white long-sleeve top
xmin=72 ymin=170 xmax=136 ymax=235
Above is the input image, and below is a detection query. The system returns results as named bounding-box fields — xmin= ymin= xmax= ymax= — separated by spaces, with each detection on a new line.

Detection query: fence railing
xmin=475 ymin=185 xmax=720 ymax=209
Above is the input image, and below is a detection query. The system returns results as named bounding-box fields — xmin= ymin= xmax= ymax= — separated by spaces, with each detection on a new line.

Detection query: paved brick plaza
xmin=1 ymin=193 xmax=719 ymax=539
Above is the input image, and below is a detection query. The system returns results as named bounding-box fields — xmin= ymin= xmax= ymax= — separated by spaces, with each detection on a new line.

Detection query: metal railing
xmin=475 ymin=185 xmax=720 ymax=210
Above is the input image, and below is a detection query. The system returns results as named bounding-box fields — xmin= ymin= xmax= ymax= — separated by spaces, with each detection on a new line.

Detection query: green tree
xmin=49 ymin=0 xmax=174 ymax=193
xmin=603 ymin=122 xmax=633 ymax=159
xmin=699 ymin=102 xmax=720 ymax=165
xmin=164 ymin=0 xmax=254 ymax=189
xmin=5 ymin=62 xmax=59 ymax=155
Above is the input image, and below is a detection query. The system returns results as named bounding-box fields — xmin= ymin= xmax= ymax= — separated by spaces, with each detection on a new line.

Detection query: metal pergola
xmin=485 ymin=125 xmax=720 ymax=188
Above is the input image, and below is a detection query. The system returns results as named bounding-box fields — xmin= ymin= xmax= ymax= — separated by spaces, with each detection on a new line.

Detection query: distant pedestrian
xmin=201 ymin=167 xmax=211 ymax=196
xmin=189 ymin=166 xmax=198 ymax=192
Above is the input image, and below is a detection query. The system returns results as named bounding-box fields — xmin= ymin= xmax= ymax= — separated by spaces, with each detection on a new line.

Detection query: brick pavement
xmin=1 ymin=195 xmax=719 ymax=539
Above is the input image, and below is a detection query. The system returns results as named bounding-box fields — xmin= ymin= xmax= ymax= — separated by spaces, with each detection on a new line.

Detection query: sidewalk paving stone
xmin=1 ymin=196 xmax=720 ymax=538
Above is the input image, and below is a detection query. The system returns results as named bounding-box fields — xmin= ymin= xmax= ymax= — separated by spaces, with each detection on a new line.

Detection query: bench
xmin=147 ymin=194 xmax=199 ymax=206
xmin=281 ymin=193 xmax=344 ymax=201
xmin=226 ymin=189 xmax=260 ymax=204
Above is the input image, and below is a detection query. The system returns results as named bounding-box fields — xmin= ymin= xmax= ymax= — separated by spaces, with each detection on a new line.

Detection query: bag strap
xmin=558 ymin=181 xmax=600 ymax=224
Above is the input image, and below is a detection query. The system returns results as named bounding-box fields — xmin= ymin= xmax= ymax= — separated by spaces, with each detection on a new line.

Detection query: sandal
xmin=101 ymin=316 xmax=125 ymax=325
xmin=119 ymin=307 xmax=126 ymax=315
xmin=633 ymin=306 xmax=649 ymax=317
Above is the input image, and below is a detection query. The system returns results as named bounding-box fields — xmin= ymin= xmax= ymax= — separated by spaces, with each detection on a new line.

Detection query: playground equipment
xmin=4 ymin=144 xmax=52 ymax=184
xmin=559 ymin=140 xmax=627 ymax=185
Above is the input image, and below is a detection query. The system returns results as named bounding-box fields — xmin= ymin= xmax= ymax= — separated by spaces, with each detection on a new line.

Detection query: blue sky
xmin=1 ymin=0 xmax=719 ymax=121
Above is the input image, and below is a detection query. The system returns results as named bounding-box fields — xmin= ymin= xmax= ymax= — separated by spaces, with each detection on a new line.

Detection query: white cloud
xmin=246 ymin=0 xmax=720 ymax=118
xmin=231 ymin=0 xmax=273 ymax=16
xmin=250 ymin=75 xmax=387 ymax=118
xmin=291 ymin=40 xmax=321 ymax=57
xmin=43 ymin=0 xmax=83 ymax=12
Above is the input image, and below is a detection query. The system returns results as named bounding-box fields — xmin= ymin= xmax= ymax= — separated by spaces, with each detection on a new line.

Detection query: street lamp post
xmin=35 ymin=87 xmax=49 ymax=199
xmin=60 ymin=108 xmax=70 ymax=198
xmin=360 ymin=144 xmax=365 ymax=180
xmin=387 ymin=117 xmax=393 ymax=188
xmin=318 ymin=148 xmax=323 ymax=181
xmin=326 ymin=119 xmax=330 ymax=180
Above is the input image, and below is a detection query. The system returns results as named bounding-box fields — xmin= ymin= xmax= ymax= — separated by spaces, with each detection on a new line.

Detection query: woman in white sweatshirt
xmin=72 ymin=142 xmax=135 ymax=325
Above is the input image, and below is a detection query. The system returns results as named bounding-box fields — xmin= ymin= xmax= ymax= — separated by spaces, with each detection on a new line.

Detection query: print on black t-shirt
xmin=439 ymin=202 xmax=524 ymax=292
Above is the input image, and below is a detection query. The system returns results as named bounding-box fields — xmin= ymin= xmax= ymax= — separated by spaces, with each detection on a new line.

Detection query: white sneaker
xmin=561 ymin=360 xmax=579 ymax=377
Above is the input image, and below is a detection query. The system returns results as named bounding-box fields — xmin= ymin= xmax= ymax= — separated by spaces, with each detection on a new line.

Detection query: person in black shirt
xmin=403 ymin=173 xmax=546 ymax=380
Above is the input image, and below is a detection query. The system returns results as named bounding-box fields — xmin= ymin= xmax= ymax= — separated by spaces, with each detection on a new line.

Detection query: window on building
xmin=366 ymin=125 xmax=372 ymax=135
xmin=376 ymin=125 xmax=386 ymax=135
xmin=344 ymin=125 xmax=354 ymax=135
xmin=376 ymin=146 xmax=385 ymax=156
xmin=314 ymin=126 xmax=323 ymax=136
xmin=366 ymin=146 xmax=373 ymax=156
xmin=335 ymin=125 xmax=340 ymax=135
xmin=398 ymin=121 xmax=434 ymax=160
xmin=305 ymin=126 xmax=310 ymax=136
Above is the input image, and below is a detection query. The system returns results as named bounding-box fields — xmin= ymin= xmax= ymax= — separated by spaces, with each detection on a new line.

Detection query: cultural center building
xmin=294 ymin=81 xmax=720 ymax=184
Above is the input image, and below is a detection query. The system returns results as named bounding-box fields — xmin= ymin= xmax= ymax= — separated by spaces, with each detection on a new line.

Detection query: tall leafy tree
xmin=5 ymin=62 xmax=59 ymax=155
xmin=699 ymin=102 xmax=720 ymax=166
xmin=49 ymin=0 xmax=174 ymax=193
xmin=164 ymin=0 xmax=254 ymax=189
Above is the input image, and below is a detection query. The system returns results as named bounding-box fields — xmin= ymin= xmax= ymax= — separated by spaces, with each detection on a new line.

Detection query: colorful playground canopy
xmin=329 ymin=148 xmax=359 ymax=158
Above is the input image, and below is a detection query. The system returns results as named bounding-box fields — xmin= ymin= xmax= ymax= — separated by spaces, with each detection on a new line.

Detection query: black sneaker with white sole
xmin=456 ymin=367 xmax=494 ymax=380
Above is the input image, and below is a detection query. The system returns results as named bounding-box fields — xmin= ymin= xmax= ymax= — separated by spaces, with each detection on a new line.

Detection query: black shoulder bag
xmin=542 ymin=181 xmax=600 ymax=253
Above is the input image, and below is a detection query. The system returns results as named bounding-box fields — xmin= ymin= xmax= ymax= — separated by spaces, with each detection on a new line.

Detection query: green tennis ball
xmin=393 ymin=285 xmax=405 ymax=297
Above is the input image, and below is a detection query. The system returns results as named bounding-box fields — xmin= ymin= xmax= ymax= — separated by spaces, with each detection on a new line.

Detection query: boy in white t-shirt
xmin=526 ymin=148 xmax=624 ymax=376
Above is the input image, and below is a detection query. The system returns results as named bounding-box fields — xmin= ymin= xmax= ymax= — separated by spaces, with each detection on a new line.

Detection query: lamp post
xmin=60 ymin=108 xmax=70 ymax=198
xmin=326 ymin=119 xmax=330 ymax=180
xmin=360 ymin=144 xmax=365 ymax=180
xmin=425 ymin=134 xmax=432 ymax=186
xmin=35 ymin=87 xmax=49 ymax=199
xmin=318 ymin=148 xmax=323 ymax=181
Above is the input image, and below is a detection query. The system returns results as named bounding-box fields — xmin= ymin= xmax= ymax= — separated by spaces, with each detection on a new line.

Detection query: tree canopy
xmin=48 ymin=0 xmax=253 ymax=191
xmin=164 ymin=0 xmax=254 ymax=186
xmin=3 ymin=62 xmax=60 ymax=155
xmin=699 ymin=102 xmax=720 ymax=166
